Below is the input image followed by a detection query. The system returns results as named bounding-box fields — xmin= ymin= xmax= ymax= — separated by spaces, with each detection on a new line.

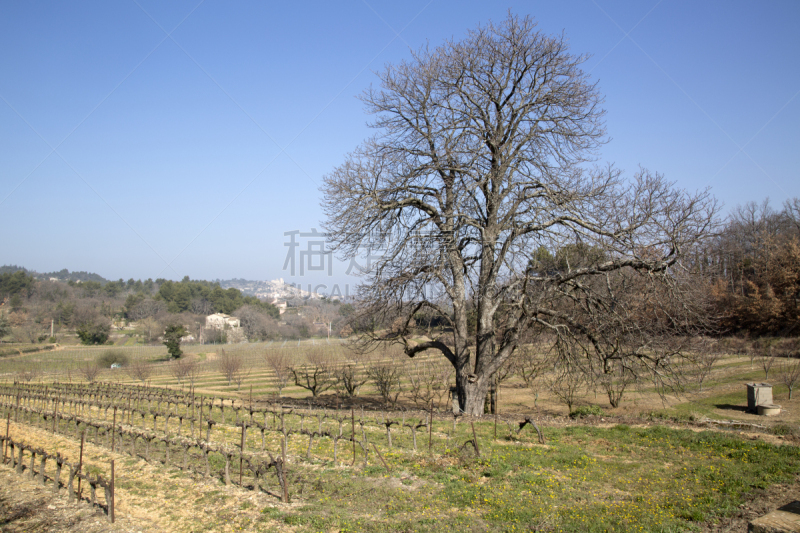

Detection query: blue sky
xmin=1 ymin=1 xmax=798 ymax=293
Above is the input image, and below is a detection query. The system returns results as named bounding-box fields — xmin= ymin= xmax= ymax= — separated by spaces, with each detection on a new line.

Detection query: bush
xmin=569 ymin=405 xmax=606 ymax=419
xmin=771 ymin=423 xmax=797 ymax=437
xmin=97 ymin=349 xmax=129 ymax=368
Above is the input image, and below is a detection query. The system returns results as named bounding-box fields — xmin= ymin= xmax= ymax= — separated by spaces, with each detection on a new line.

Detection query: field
xmin=1 ymin=339 xmax=799 ymax=532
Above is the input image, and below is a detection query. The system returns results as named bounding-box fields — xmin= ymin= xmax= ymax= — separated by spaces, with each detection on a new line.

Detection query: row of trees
xmin=700 ymin=198 xmax=800 ymax=335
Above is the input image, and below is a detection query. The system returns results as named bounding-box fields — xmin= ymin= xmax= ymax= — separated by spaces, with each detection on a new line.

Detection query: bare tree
xmin=549 ymin=358 xmax=586 ymax=413
xmin=367 ymin=360 xmax=404 ymax=407
xmin=233 ymin=364 xmax=251 ymax=391
xmin=693 ymin=339 xmax=721 ymax=393
xmin=515 ymin=344 xmax=550 ymax=407
xmin=290 ymin=350 xmax=334 ymax=397
xmin=760 ymin=346 xmax=777 ymax=380
xmin=236 ymin=305 xmax=273 ymax=341
xmin=264 ymin=350 xmax=291 ymax=397
xmin=322 ymin=14 xmax=717 ymax=415
xmin=138 ymin=317 xmax=161 ymax=344
xmin=129 ymin=300 xmax=167 ymax=321
xmin=593 ymin=363 xmax=639 ymax=408
xmin=15 ymin=369 xmax=39 ymax=383
xmin=79 ymin=362 xmax=101 ymax=383
xmin=779 ymin=357 xmax=800 ymax=400
xmin=217 ymin=349 xmax=244 ymax=386
xmin=127 ymin=360 xmax=152 ymax=384
xmin=172 ymin=358 xmax=196 ymax=388
xmin=407 ymin=360 xmax=439 ymax=408
xmin=333 ymin=351 xmax=369 ymax=398
xmin=186 ymin=359 xmax=201 ymax=390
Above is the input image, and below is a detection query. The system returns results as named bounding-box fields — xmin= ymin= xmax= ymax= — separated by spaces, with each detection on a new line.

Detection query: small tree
xmin=759 ymin=347 xmax=777 ymax=380
xmin=79 ymin=362 xmax=101 ymax=383
xmin=172 ymin=358 xmax=196 ymax=388
xmin=217 ymin=349 xmax=243 ymax=386
xmin=367 ymin=360 xmax=403 ymax=407
xmin=290 ymin=350 xmax=334 ymax=397
xmin=515 ymin=345 xmax=550 ymax=408
xmin=594 ymin=363 xmax=639 ymax=408
xmin=186 ymin=359 xmax=201 ymax=389
xmin=549 ymin=354 xmax=586 ymax=413
xmin=163 ymin=324 xmax=188 ymax=359
xmin=127 ymin=360 xmax=152 ymax=384
xmin=233 ymin=364 xmax=250 ymax=391
xmin=779 ymin=357 xmax=800 ymax=400
xmin=333 ymin=351 xmax=369 ymax=398
xmin=694 ymin=349 xmax=721 ymax=393
xmin=264 ymin=350 xmax=291 ymax=397
xmin=407 ymin=360 xmax=439 ymax=408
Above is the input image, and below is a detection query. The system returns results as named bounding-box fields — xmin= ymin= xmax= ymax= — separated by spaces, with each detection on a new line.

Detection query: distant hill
xmin=0 ymin=265 xmax=108 ymax=284
xmin=217 ymin=278 xmax=319 ymax=300
xmin=40 ymin=268 xmax=108 ymax=283
xmin=0 ymin=265 xmax=31 ymax=275
xmin=0 ymin=265 xmax=322 ymax=298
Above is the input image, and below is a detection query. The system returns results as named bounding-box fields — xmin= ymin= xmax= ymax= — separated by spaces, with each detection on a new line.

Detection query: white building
xmin=269 ymin=299 xmax=288 ymax=315
xmin=205 ymin=313 xmax=241 ymax=329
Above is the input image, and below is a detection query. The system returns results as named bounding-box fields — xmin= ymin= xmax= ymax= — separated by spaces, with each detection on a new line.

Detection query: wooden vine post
xmin=52 ymin=398 xmax=58 ymax=432
xmin=3 ymin=413 xmax=9 ymax=463
xmin=111 ymin=407 xmax=117 ymax=452
xmin=494 ymin=381 xmax=499 ymax=440
xmin=470 ymin=421 xmax=481 ymax=457
xmin=110 ymin=459 xmax=115 ymax=523
xmin=351 ymin=408 xmax=356 ymax=466
xmin=239 ymin=423 xmax=246 ymax=486
xmin=371 ymin=443 xmax=391 ymax=472
xmin=428 ymin=401 xmax=433 ymax=453
xmin=77 ymin=431 xmax=85 ymax=499
xmin=281 ymin=431 xmax=289 ymax=503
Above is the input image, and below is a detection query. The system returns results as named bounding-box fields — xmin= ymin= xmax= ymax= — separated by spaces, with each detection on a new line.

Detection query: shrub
xmin=569 ymin=405 xmax=606 ymax=419
xmin=771 ymin=423 xmax=797 ymax=437
xmin=97 ymin=349 xmax=129 ymax=368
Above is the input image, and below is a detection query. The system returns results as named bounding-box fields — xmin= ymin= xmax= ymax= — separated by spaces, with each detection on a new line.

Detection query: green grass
xmin=237 ymin=423 xmax=800 ymax=532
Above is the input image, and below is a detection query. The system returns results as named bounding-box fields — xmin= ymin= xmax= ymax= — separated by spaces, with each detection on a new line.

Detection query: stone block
xmin=748 ymin=383 xmax=774 ymax=413
xmin=749 ymin=501 xmax=800 ymax=533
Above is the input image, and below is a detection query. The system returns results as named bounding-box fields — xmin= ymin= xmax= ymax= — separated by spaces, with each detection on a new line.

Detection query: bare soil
xmin=701 ymin=476 xmax=800 ymax=533
xmin=0 ymin=465 xmax=141 ymax=533
xmin=1 ymin=422 xmax=285 ymax=533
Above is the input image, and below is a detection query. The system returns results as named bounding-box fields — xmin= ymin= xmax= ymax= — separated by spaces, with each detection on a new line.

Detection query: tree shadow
xmin=714 ymin=403 xmax=749 ymax=413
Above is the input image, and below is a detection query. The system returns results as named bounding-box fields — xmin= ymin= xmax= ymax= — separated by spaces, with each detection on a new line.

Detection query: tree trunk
xmin=456 ymin=370 xmax=491 ymax=416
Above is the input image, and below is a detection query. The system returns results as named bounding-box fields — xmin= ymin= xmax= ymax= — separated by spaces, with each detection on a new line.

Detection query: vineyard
xmin=1 ymin=339 xmax=800 ymax=532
